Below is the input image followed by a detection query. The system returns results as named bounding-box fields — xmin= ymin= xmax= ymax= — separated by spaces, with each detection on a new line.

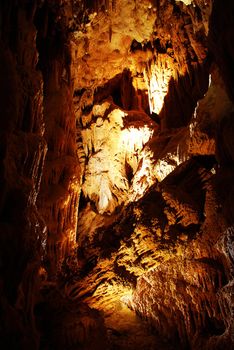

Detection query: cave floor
xmin=104 ymin=300 xmax=174 ymax=350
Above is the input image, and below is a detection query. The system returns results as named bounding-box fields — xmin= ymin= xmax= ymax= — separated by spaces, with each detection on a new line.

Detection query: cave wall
xmin=0 ymin=0 xmax=234 ymax=349
xmin=0 ymin=1 xmax=106 ymax=349
xmin=0 ymin=1 xmax=47 ymax=347
xmin=71 ymin=0 xmax=212 ymax=131
xmin=35 ymin=2 xmax=81 ymax=276
xmin=128 ymin=2 xmax=234 ymax=348
xmin=65 ymin=1 xmax=234 ymax=349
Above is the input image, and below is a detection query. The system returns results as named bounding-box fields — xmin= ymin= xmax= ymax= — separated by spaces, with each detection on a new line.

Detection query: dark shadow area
xmin=94 ymin=69 xmax=136 ymax=110
xmin=159 ymin=60 xmax=210 ymax=129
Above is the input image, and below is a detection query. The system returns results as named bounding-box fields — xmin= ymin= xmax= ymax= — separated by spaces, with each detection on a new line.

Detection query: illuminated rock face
xmin=38 ymin=83 xmax=81 ymax=275
xmin=143 ymin=55 xmax=175 ymax=115
xmin=71 ymin=1 xmax=234 ymax=348
xmin=71 ymin=0 xmax=156 ymax=89
xmin=0 ymin=0 xmax=234 ymax=350
xmin=130 ymin=174 xmax=231 ymax=349
xmin=80 ymin=100 xmax=155 ymax=213
xmin=176 ymin=0 xmax=193 ymax=5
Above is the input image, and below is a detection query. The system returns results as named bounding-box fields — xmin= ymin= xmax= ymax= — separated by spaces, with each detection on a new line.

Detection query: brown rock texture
xmin=0 ymin=1 xmax=47 ymax=348
xmin=0 ymin=0 xmax=234 ymax=349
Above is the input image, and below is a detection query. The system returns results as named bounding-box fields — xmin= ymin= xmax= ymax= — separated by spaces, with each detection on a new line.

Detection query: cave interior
xmin=0 ymin=0 xmax=234 ymax=349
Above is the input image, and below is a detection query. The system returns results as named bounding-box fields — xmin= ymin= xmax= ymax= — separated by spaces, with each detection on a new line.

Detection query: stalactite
xmin=0 ymin=0 xmax=234 ymax=349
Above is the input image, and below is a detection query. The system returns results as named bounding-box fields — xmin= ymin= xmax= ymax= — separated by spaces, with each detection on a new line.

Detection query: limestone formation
xmin=0 ymin=1 xmax=233 ymax=349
